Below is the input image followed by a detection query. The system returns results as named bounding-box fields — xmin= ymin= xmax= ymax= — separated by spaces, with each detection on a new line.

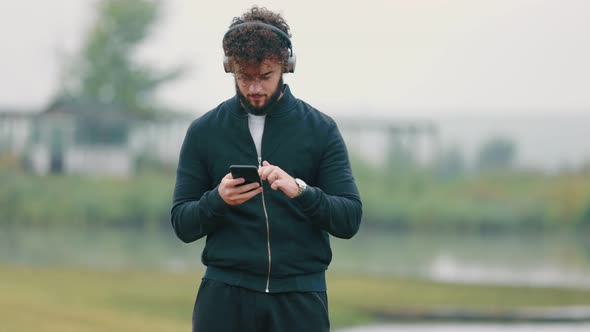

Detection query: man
xmin=171 ymin=6 xmax=362 ymax=332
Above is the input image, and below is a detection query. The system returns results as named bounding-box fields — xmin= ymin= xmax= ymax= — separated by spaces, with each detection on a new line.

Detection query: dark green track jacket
xmin=171 ymin=85 xmax=362 ymax=293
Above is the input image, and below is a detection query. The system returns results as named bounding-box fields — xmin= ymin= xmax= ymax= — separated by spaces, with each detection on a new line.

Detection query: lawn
xmin=2 ymin=264 xmax=590 ymax=331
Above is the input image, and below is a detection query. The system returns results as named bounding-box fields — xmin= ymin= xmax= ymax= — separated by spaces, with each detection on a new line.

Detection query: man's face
xmin=234 ymin=59 xmax=283 ymax=115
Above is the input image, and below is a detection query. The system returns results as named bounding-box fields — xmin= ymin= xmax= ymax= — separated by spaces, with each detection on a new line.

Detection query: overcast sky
xmin=1 ymin=0 xmax=589 ymax=116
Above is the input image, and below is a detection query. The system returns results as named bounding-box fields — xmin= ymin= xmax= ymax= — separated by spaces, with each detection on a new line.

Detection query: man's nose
xmin=248 ymin=81 xmax=263 ymax=93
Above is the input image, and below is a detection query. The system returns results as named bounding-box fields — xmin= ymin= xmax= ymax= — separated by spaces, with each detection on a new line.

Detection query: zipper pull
xmin=258 ymin=156 xmax=262 ymax=168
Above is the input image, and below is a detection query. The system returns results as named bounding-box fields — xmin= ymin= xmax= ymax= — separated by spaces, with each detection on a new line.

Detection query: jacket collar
xmin=225 ymin=84 xmax=297 ymax=118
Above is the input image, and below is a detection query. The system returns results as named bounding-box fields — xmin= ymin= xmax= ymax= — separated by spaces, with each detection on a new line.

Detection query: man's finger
xmin=235 ymin=182 xmax=260 ymax=194
xmin=259 ymin=161 xmax=274 ymax=180
xmin=233 ymin=187 xmax=263 ymax=202
xmin=225 ymin=177 xmax=246 ymax=187
xmin=260 ymin=167 xmax=273 ymax=180
xmin=270 ymin=180 xmax=281 ymax=191
xmin=266 ymin=171 xmax=278 ymax=184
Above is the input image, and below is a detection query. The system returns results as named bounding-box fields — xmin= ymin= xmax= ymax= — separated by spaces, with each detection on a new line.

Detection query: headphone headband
xmin=222 ymin=21 xmax=296 ymax=73
xmin=223 ymin=21 xmax=292 ymax=48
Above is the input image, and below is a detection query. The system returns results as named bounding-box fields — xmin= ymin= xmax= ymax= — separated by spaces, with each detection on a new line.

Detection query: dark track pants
xmin=192 ymin=278 xmax=330 ymax=332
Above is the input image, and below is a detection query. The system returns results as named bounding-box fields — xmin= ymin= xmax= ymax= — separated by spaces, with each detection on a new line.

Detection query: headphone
xmin=222 ymin=21 xmax=296 ymax=73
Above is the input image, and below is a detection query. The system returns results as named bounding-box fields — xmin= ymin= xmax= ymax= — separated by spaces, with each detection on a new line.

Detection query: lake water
xmin=330 ymin=228 xmax=590 ymax=289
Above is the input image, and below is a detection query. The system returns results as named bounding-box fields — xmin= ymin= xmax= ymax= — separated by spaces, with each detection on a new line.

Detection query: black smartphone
xmin=230 ymin=165 xmax=261 ymax=185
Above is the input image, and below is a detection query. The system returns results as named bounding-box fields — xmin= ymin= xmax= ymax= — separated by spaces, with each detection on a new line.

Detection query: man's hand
xmin=218 ymin=173 xmax=262 ymax=206
xmin=258 ymin=161 xmax=299 ymax=198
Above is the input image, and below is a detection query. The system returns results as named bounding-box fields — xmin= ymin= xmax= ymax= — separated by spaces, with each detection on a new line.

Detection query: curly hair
xmin=223 ymin=6 xmax=291 ymax=72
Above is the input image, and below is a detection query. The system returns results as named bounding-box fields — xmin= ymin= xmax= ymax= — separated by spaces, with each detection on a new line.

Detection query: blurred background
xmin=1 ymin=0 xmax=590 ymax=331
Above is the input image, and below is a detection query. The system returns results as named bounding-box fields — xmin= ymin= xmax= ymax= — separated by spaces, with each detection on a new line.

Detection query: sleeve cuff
xmin=207 ymin=186 xmax=229 ymax=216
xmin=293 ymin=185 xmax=320 ymax=212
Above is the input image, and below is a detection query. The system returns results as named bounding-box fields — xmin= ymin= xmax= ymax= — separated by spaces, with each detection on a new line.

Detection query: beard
xmin=236 ymin=77 xmax=284 ymax=116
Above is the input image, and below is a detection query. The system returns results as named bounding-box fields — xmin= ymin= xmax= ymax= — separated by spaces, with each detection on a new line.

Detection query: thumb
xmin=262 ymin=160 xmax=271 ymax=167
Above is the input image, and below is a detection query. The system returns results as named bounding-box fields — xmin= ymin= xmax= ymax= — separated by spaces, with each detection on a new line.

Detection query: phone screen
xmin=230 ymin=165 xmax=261 ymax=185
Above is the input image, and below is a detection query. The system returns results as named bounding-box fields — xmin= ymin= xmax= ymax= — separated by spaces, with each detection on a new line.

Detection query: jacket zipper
xmin=258 ymin=156 xmax=272 ymax=293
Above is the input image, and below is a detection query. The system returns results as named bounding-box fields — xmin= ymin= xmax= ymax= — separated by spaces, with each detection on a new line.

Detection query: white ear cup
xmin=286 ymin=52 xmax=296 ymax=73
xmin=223 ymin=56 xmax=232 ymax=73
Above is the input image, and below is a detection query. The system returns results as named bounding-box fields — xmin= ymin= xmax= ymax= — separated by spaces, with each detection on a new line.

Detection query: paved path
xmin=370 ymin=306 xmax=590 ymax=323
xmin=337 ymin=306 xmax=590 ymax=332
xmin=337 ymin=323 xmax=590 ymax=332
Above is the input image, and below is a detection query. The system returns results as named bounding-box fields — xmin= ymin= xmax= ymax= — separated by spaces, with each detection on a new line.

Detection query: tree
xmin=434 ymin=145 xmax=466 ymax=179
xmin=476 ymin=137 xmax=517 ymax=171
xmin=56 ymin=0 xmax=183 ymax=119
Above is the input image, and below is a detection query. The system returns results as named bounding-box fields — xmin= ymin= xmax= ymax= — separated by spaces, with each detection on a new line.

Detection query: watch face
xmin=295 ymin=178 xmax=307 ymax=191
xmin=294 ymin=178 xmax=307 ymax=197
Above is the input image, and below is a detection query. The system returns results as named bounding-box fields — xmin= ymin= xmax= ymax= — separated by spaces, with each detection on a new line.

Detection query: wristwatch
xmin=294 ymin=178 xmax=307 ymax=197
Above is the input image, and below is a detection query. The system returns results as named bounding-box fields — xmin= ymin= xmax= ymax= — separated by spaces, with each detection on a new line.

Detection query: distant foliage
xmin=57 ymin=0 xmax=184 ymax=118
xmin=433 ymin=146 xmax=466 ymax=179
xmin=578 ymin=198 xmax=590 ymax=228
xmin=477 ymin=137 xmax=517 ymax=171
xmin=352 ymin=156 xmax=590 ymax=232
xmin=0 ymin=170 xmax=172 ymax=230
xmin=2 ymin=163 xmax=590 ymax=232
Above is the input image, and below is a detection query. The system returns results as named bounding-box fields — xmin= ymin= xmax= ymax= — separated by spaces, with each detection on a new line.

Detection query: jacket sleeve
xmin=294 ymin=121 xmax=363 ymax=239
xmin=170 ymin=120 xmax=228 ymax=243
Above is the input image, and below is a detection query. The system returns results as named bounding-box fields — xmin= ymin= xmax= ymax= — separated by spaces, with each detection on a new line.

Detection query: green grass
xmin=0 ymin=265 xmax=192 ymax=332
xmin=330 ymin=274 xmax=590 ymax=325
xmin=2 ymin=265 xmax=590 ymax=331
